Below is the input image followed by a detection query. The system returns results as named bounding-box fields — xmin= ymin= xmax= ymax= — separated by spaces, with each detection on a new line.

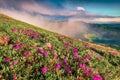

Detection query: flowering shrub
xmin=55 ymin=64 xmax=61 ymax=70
xmin=0 ymin=14 xmax=120 ymax=80
xmin=41 ymin=67 xmax=47 ymax=73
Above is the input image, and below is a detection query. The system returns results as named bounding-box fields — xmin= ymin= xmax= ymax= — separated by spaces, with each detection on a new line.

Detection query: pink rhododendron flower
xmin=12 ymin=75 xmax=17 ymax=79
xmin=77 ymin=57 xmax=81 ymax=62
xmin=24 ymin=31 xmax=28 ymax=35
xmin=47 ymin=44 xmax=51 ymax=49
xmin=22 ymin=28 xmax=40 ymax=38
xmin=65 ymin=68 xmax=71 ymax=72
xmin=79 ymin=64 xmax=86 ymax=70
xmin=15 ymin=45 xmax=20 ymax=50
xmin=66 ymin=49 xmax=69 ymax=53
xmin=43 ymin=51 xmax=48 ymax=56
xmin=76 ymin=78 xmax=79 ymax=80
xmin=33 ymin=35 xmax=40 ymax=39
xmin=65 ymin=62 xmax=69 ymax=66
xmin=31 ymin=44 xmax=36 ymax=47
xmin=98 ymin=57 xmax=102 ymax=61
xmin=88 ymin=68 xmax=93 ymax=72
xmin=84 ymin=58 xmax=87 ymax=63
xmin=14 ymin=60 xmax=18 ymax=65
xmin=73 ymin=48 xmax=78 ymax=52
xmin=85 ymin=70 xmax=89 ymax=76
xmin=93 ymin=74 xmax=102 ymax=80
xmin=63 ymin=42 xmax=69 ymax=46
xmin=85 ymin=68 xmax=93 ymax=76
xmin=41 ymin=67 xmax=47 ymax=73
xmin=10 ymin=65 xmax=14 ymax=69
xmin=0 ymin=74 xmax=2 ymax=78
xmin=63 ymin=58 xmax=69 ymax=66
xmin=12 ymin=43 xmax=20 ymax=50
xmin=38 ymin=47 xmax=44 ymax=53
xmin=4 ymin=36 xmax=10 ymax=41
xmin=111 ymin=51 xmax=118 ymax=55
xmin=63 ymin=58 xmax=67 ymax=63
xmin=86 ymin=55 xmax=91 ymax=60
xmin=84 ymin=55 xmax=91 ymax=63
xmin=86 ymin=45 xmax=91 ymax=49
xmin=22 ymin=51 xmax=30 ymax=55
xmin=73 ymin=52 xmax=78 ymax=58
xmin=11 ymin=28 xmax=17 ymax=32
xmin=4 ymin=58 xmax=11 ymax=63
xmin=22 ymin=44 xmax=27 ymax=47
xmin=29 ymin=34 xmax=34 ymax=37
xmin=56 ymin=64 xmax=61 ymax=69
xmin=54 ymin=54 xmax=58 ymax=59
xmin=51 ymin=49 xmax=55 ymax=53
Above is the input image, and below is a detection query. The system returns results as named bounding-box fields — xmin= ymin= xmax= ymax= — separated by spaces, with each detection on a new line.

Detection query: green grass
xmin=0 ymin=14 xmax=120 ymax=80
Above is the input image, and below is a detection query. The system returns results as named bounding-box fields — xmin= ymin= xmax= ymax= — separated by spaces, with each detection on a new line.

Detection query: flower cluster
xmin=11 ymin=28 xmax=40 ymax=39
xmin=12 ymin=43 xmax=20 ymax=50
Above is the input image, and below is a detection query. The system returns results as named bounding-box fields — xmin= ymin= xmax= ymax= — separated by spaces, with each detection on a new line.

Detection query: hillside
xmin=0 ymin=14 xmax=120 ymax=80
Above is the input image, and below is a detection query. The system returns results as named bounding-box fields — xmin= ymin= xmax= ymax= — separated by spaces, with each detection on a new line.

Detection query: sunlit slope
xmin=0 ymin=14 xmax=120 ymax=80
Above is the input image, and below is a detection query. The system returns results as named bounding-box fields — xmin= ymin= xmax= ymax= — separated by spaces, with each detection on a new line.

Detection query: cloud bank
xmin=0 ymin=0 xmax=120 ymax=22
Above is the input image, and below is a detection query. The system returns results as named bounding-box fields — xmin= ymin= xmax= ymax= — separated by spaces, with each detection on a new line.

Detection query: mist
xmin=0 ymin=4 xmax=90 ymax=38
xmin=44 ymin=20 xmax=90 ymax=37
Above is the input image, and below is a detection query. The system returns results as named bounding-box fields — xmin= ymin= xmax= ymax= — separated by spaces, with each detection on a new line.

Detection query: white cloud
xmin=77 ymin=6 xmax=85 ymax=11
xmin=69 ymin=17 xmax=120 ymax=23
xmin=21 ymin=2 xmax=79 ymax=16
xmin=93 ymin=17 xmax=120 ymax=23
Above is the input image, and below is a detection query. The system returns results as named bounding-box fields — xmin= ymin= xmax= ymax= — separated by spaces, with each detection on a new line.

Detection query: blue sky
xmin=37 ymin=0 xmax=120 ymax=16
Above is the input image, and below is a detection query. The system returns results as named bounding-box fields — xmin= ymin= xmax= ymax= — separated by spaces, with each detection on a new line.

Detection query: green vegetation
xmin=0 ymin=14 xmax=120 ymax=80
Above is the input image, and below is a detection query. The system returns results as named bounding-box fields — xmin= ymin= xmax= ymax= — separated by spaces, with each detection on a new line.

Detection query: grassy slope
xmin=0 ymin=14 xmax=120 ymax=80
